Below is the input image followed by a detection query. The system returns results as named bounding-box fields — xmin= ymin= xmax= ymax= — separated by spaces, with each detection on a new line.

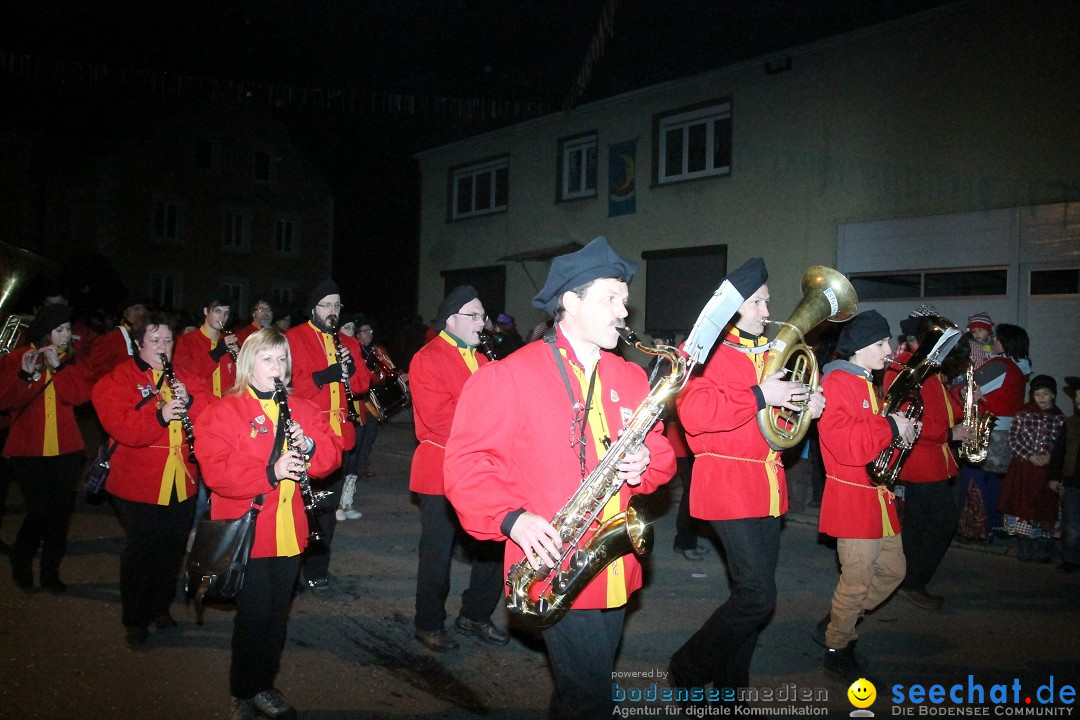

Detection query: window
xmin=222 ymin=211 xmax=249 ymax=252
xmin=557 ymin=133 xmax=597 ymax=201
xmin=253 ymin=150 xmax=275 ymax=184
xmin=150 ymin=272 xmax=183 ymax=310
xmin=152 ymin=198 xmax=183 ymax=243
xmin=654 ymin=98 xmax=732 ymax=185
xmin=449 ymin=156 xmax=509 ymax=220
xmin=195 ymin=138 xmax=219 ymax=171
xmin=1031 ymin=268 xmax=1080 ymax=295
xmin=274 ymin=218 xmax=299 ymax=255
xmin=850 ymin=268 xmax=1007 ymax=300
xmin=219 ymin=278 xmax=246 ymax=314
xmin=271 ymin=282 xmax=295 ymax=310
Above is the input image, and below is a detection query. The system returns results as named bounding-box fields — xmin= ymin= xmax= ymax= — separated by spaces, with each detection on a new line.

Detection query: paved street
xmin=1 ymin=417 xmax=1078 ymax=720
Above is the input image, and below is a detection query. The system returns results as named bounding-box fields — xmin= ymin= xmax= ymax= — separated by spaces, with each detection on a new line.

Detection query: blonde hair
xmin=228 ymin=327 xmax=292 ymax=395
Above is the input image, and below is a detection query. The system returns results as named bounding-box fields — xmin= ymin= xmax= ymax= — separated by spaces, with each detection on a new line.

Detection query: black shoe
xmin=125 ymin=626 xmax=149 ymax=648
xmin=153 ymin=612 xmax=178 ymax=630
xmin=252 ymin=689 xmax=297 ymax=720
xmin=898 ymin=588 xmax=944 ymax=611
xmin=823 ymin=642 xmax=863 ymax=684
xmin=454 ymin=615 xmax=510 ymax=645
xmin=674 ymin=545 xmax=710 ymax=561
xmin=305 ymin=577 xmax=329 ymax=593
xmin=415 ymin=627 xmax=459 ymax=652
xmin=40 ymin=578 xmax=68 ymax=595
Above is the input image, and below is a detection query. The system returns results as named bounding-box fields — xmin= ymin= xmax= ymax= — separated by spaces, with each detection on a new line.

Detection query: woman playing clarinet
xmin=194 ymin=328 xmax=341 ymax=720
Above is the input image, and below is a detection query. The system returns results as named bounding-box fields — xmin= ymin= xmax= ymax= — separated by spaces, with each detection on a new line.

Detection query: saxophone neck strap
xmin=723 ymin=340 xmax=775 ymax=355
xmin=548 ymin=340 xmax=599 ymax=480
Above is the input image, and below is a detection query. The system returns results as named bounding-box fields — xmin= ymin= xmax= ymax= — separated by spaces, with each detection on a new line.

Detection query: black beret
xmin=435 ymin=285 xmax=479 ymax=331
xmin=26 ymin=304 xmax=72 ymax=345
xmin=726 ymin=257 xmax=768 ymax=299
xmin=837 ymin=310 xmax=891 ymax=357
xmin=531 ymin=236 xmax=636 ymax=314
xmin=306 ymin=279 xmax=341 ymax=314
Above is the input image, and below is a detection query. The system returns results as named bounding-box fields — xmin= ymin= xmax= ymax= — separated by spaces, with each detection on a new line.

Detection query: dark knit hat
xmin=726 ymin=257 xmax=768 ymax=299
xmin=837 ymin=310 xmax=891 ymax=357
xmin=306 ymin=279 xmax=341 ymax=314
xmin=1064 ymin=376 xmax=1079 ymax=401
xmin=532 ymin=236 xmax=636 ymax=314
xmin=899 ymin=316 xmax=922 ymax=338
xmin=1029 ymin=374 xmax=1056 ymax=395
xmin=26 ymin=304 xmax=72 ymax=345
xmin=435 ymin=285 xmax=479 ymax=331
xmin=496 ymin=313 xmax=515 ymax=326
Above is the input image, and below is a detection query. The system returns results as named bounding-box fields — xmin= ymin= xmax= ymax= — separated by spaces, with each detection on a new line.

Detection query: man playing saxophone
xmin=444 ymin=237 xmax=675 ymax=720
xmin=669 ymin=258 xmax=826 ymax=694
xmin=887 ymin=313 xmax=973 ymax=612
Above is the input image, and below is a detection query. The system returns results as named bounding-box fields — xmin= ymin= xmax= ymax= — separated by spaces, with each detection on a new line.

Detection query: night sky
xmin=0 ymin=0 xmax=954 ymax=325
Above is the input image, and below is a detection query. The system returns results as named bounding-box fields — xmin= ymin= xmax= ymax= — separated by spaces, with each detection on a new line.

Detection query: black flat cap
xmin=837 ymin=310 xmax=891 ymax=357
xmin=726 ymin=257 xmax=768 ymax=299
xmin=531 ymin=236 xmax=636 ymax=314
xmin=435 ymin=285 xmax=479 ymax=331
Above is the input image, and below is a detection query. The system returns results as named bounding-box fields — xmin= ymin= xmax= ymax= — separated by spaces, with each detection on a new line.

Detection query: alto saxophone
xmin=958 ymin=362 xmax=996 ymax=463
xmin=505 ymin=330 xmax=689 ymax=627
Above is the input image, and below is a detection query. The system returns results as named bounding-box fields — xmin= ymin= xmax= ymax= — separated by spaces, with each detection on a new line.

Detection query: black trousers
xmin=414 ymin=493 xmax=504 ymax=631
xmin=231 ymin=554 xmax=301 ymax=699
xmin=342 ymin=420 xmax=379 ymax=476
xmin=671 ymin=516 xmax=781 ymax=689
xmin=9 ymin=453 xmax=81 ymax=584
xmin=673 ymin=457 xmax=704 ymax=551
xmin=302 ymin=467 xmax=344 ymax=581
xmin=899 ymin=478 xmax=958 ymax=591
xmin=542 ymin=607 xmax=625 ymax=720
xmin=111 ymin=495 xmax=194 ymax=629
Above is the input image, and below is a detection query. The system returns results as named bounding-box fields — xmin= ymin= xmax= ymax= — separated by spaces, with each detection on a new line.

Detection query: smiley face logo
xmin=847 ymin=677 xmax=876 ymax=708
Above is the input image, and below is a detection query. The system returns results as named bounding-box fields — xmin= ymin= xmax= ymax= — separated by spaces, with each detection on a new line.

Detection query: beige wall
xmin=416 ymin=0 xmax=1080 ymax=330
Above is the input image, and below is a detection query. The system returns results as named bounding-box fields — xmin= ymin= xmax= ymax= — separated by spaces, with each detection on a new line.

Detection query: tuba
xmin=505 ymin=275 xmax=748 ymax=627
xmin=0 ymin=242 xmax=50 ymax=354
xmin=958 ymin=362 xmax=996 ymax=463
xmin=756 ymin=266 xmax=858 ymax=451
xmin=867 ymin=316 xmax=961 ymax=489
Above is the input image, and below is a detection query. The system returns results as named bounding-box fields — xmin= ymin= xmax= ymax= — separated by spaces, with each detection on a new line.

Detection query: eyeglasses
xmin=254 ymin=306 xmax=272 ymax=312
xmin=316 ymin=302 xmax=344 ymax=311
xmin=453 ymin=312 xmax=488 ymax=323
xmin=359 ymin=327 xmax=374 ymax=334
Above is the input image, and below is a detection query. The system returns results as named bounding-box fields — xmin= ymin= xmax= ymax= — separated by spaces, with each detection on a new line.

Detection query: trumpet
xmin=158 ymin=353 xmax=197 ymax=464
xmin=272 ymin=377 xmax=329 ymax=543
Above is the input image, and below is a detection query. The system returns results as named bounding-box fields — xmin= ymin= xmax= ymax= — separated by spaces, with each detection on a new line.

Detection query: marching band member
xmin=815 ymin=310 xmax=916 ymax=681
xmin=173 ymin=297 xmax=239 ymax=399
xmin=444 ymin=238 xmax=675 ymax=718
xmin=195 ymin=328 xmax=340 ymax=720
xmin=92 ymin=313 xmax=203 ymax=647
xmin=1 ymin=305 xmax=93 ymax=593
xmin=284 ymin=280 xmax=369 ymax=591
xmin=409 ymin=285 xmax=506 ymax=653
xmin=88 ymin=297 xmax=148 ymax=381
xmin=235 ymin=299 xmax=273 ymax=347
xmin=669 ymin=258 xmax=825 ymax=692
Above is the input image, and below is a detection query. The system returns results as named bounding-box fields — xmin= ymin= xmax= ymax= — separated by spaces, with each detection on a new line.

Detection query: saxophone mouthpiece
xmin=617 ymin=326 xmax=640 ymax=345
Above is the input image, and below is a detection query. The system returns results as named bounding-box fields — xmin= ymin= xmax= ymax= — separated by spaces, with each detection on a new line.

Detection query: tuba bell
xmin=0 ymin=242 xmax=50 ymax=354
xmin=756 ymin=266 xmax=858 ymax=451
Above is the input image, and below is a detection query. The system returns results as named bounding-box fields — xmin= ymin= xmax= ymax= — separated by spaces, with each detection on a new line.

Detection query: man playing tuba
xmin=668 ymin=258 xmax=826 ymax=693
xmin=444 ymin=237 xmax=675 ymax=720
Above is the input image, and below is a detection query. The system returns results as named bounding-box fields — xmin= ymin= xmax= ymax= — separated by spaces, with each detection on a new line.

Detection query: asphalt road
xmin=1 ymin=417 xmax=1078 ymax=720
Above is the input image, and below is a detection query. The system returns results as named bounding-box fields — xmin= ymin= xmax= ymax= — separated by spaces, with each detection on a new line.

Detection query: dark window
xmin=1031 ymin=268 xmax=1080 ymax=295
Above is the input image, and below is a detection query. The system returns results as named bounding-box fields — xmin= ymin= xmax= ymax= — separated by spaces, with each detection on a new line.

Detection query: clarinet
xmin=272 ymin=377 xmax=328 ymax=543
xmin=328 ymin=318 xmax=361 ymax=423
xmin=218 ymin=322 xmax=238 ymax=361
xmin=158 ymin=353 xmax=197 ymax=464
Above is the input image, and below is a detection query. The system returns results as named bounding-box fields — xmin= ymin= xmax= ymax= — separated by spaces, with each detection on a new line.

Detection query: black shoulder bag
xmin=184 ymin=493 xmax=265 ymax=623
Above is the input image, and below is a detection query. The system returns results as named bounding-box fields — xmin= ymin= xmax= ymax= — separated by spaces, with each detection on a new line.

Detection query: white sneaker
xmin=335 ymin=507 xmax=347 ymax=522
xmin=342 ymin=505 xmax=362 ymax=519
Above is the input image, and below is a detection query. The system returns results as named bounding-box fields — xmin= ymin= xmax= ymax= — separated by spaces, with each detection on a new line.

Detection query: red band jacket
xmin=87 ymin=326 xmax=134 ymax=381
xmin=409 ymin=332 xmax=488 ymax=495
xmin=286 ymin=321 xmax=369 ymax=452
xmin=677 ymin=330 xmax=786 ymax=520
xmin=92 ymin=357 xmax=203 ymax=505
xmin=173 ymin=327 xmax=237 ymax=399
xmin=234 ymin=322 xmax=261 ymax=347
xmin=444 ymin=328 xmax=675 ymax=611
xmin=884 ymin=352 xmax=962 ymax=483
xmin=975 ymin=356 xmax=1027 ymax=419
xmin=0 ymin=347 xmax=94 ymax=457
xmin=195 ymin=388 xmax=343 ymax=558
xmin=818 ymin=360 xmax=902 ymax=538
